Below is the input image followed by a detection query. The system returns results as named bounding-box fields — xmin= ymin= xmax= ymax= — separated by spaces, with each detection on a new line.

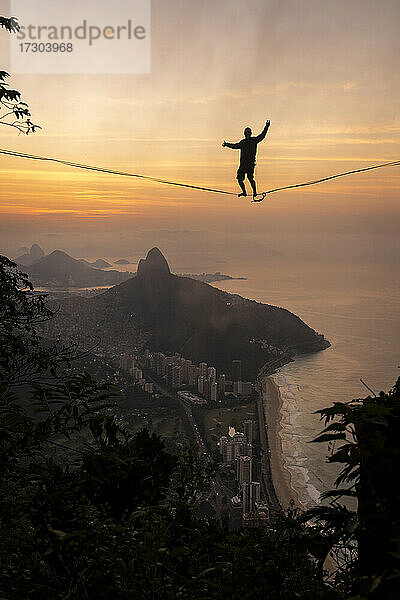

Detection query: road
xmin=256 ymin=379 xmax=282 ymax=514
xmin=139 ymin=364 xmax=209 ymax=454
xmin=139 ymin=364 xmax=233 ymax=516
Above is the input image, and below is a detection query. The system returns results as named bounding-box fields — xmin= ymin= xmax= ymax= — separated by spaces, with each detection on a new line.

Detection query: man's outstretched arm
xmin=222 ymin=140 xmax=242 ymax=149
xmin=254 ymin=120 xmax=271 ymax=143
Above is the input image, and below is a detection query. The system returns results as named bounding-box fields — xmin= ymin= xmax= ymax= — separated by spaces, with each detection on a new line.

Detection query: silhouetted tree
xmin=0 ymin=255 xmax=78 ymax=386
xmin=0 ymin=15 xmax=40 ymax=134
xmin=308 ymin=379 xmax=400 ymax=599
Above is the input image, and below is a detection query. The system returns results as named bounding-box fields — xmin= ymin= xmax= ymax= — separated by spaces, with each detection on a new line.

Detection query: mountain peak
xmin=30 ymin=243 xmax=44 ymax=260
xmin=48 ymin=250 xmax=73 ymax=261
xmin=14 ymin=243 xmax=44 ymax=267
xmin=137 ymin=247 xmax=171 ymax=277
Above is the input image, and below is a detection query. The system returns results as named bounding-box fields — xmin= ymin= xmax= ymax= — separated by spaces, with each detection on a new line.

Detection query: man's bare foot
xmin=238 ymin=192 xmax=247 ymax=197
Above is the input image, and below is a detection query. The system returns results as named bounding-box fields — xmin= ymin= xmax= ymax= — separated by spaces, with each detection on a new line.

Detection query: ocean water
xmin=213 ymin=257 xmax=400 ymax=507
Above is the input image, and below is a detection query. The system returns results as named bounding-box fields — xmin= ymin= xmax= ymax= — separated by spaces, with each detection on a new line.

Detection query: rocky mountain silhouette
xmin=78 ymin=258 xmax=112 ymax=269
xmin=92 ymin=259 xmax=112 ymax=269
xmin=46 ymin=248 xmax=330 ymax=378
xmin=15 ymin=243 xmax=45 ymax=267
xmin=26 ymin=250 xmax=134 ymax=288
xmin=15 ymin=246 xmax=29 ymax=257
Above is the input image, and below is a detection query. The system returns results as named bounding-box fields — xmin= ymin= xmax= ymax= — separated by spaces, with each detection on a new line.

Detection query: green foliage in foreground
xmin=1 ymin=15 xmax=41 ymax=135
xmin=310 ymin=378 xmax=400 ymax=599
xmin=0 ymin=377 xmax=331 ymax=600
xmin=0 ymin=254 xmax=399 ymax=599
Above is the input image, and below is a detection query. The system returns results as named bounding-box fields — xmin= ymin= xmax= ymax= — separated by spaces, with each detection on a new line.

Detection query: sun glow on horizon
xmin=0 ymin=0 xmax=399 ymax=253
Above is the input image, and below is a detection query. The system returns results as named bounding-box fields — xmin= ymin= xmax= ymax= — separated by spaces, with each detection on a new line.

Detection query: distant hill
xmin=181 ymin=272 xmax=247 ymax=283
xmin=78 ymin=259 xmax=94 ymax=268
xmin=26 ymin=250 xmax=134 ymax=287
xmin=16 ymin=243 xmax=45 ymax=267
xmin=15 ymin=246 xmax=29 ymax=257
xmin=44 ymin=248 xmax=330 ymax=379
xmin=78 ymin=258 xmax=112 ymax=269
xmin=92 ymin=259 xmax=112 ymax=269
xmin=114 ymin=259 xmax=131 ymax=265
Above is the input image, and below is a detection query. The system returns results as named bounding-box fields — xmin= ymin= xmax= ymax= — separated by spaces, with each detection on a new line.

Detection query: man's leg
xmin=237 ymin=166 xmax=247 ymax=197
xmin=247 ymin=166 xmax=257 ymax=197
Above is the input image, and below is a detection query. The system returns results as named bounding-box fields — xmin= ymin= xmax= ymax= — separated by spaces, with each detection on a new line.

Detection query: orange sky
xmin=0 ymin=0 xmax=399 ymax=260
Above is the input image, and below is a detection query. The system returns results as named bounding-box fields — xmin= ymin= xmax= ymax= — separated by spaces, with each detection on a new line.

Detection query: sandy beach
xmin=262 ymin=376 xmax=304 ymax=511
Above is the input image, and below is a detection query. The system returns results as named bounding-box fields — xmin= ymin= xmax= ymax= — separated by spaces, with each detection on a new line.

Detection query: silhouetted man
xmin=222 ymin=120 xmax=270 ymax=198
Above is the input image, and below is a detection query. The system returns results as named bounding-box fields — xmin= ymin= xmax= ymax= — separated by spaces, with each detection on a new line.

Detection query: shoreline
xmin=261 ymin=375 xmax=304 ymax=511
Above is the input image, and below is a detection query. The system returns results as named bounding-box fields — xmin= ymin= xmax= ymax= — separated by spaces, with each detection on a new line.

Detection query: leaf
xmin=327 ymin=446 xmax=353 ymax=464
xmin=311 ymin=432 xmax=346 ymax=443
xmin=320 ymin=488 xmax=357 ymax=500
xmin=321 ymin=422 xmax=347 ymax=432
xmin=47 ymin=525 xmax=67 ymax=538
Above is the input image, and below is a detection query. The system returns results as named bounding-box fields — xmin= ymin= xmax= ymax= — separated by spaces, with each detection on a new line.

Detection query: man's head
xmin=244 ymin=127 xmax=252 ymax=138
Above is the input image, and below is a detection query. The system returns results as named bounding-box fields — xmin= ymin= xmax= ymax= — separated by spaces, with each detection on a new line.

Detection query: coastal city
xmin=117 ymin=348 xmax=282 ymax=527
